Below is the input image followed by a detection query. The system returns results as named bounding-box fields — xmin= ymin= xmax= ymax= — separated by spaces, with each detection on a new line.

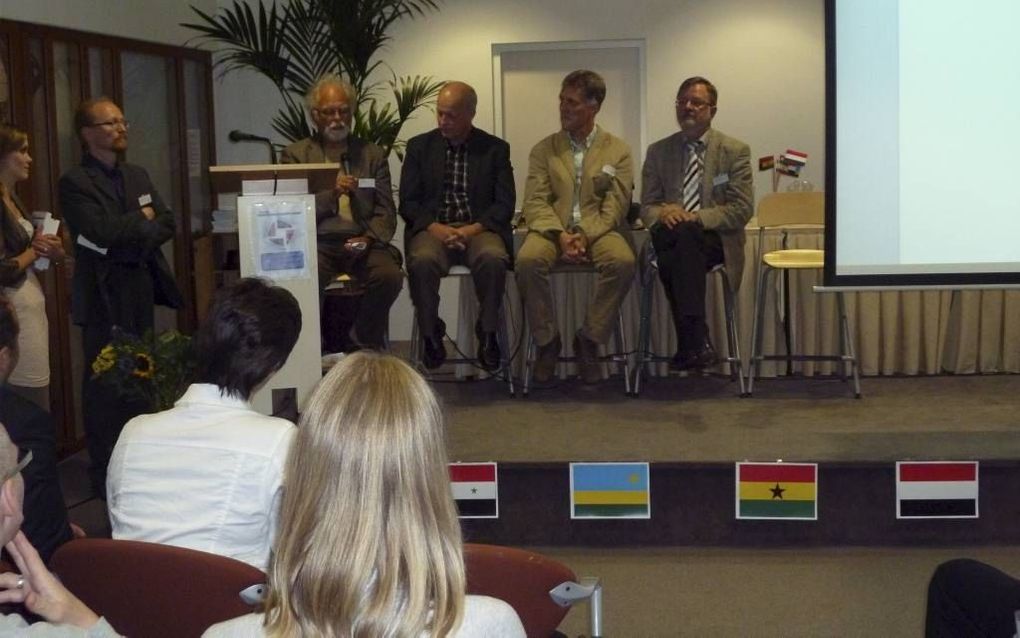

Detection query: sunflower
xmin=131 ymin=353 xmax=156 ymax=379
xmin=91 ymin=346 xmax=117 ymax=375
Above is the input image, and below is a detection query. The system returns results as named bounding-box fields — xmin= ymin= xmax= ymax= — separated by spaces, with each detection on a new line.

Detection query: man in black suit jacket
xmin=399 ymin=81 xmax=515 ymax=370
xmin=0 ymin=298 xmax=74 ymax=562
xmin=58 ymin=97 xmax=181 ymax=497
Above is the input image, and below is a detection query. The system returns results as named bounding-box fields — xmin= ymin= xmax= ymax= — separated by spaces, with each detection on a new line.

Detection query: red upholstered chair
xmin=464 ymin=543 xmax=577 ymax=637
xmin=50 ymin=538 xmax=264 ymax=638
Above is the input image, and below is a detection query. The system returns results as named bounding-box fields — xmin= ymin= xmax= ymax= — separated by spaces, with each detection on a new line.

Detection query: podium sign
xmin=210 ymin=163 xmax=339 ymax=417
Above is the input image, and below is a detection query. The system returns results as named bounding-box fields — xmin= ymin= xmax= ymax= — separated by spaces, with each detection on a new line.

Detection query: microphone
xmin=228 ymin=130 xmax=276 ymax=164
xmin=340 ymin=152 xmax=351 ymax=175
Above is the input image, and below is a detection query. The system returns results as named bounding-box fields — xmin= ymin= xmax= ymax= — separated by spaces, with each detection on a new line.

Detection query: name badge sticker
xmin=713 ymin=173 xmax=730 ymax=187
xmin=601 ymin=164 xmax=617 ymax=177
xmin=358 ymin=178 xmax=376 ymax=189
xmin=138 ymin=194 xmax=153 ymax=206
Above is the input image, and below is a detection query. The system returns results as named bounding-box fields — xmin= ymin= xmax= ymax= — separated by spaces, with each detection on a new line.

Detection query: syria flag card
xmin=449 ymin=462 xmax=498 ymax=519
xmin=570 ymin=462 xmax=650 ymax=519
xmin=896 ymin=461 xmax=978 ymax=519
xmin=736 ymin=462 xmax=818 ymax=520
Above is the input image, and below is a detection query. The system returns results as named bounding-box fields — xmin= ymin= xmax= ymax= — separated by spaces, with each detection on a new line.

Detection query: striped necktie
xmin=682 ymin=140 xmax=704 ymax=212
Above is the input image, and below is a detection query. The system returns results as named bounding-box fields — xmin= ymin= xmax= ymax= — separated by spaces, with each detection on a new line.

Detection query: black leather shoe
xmin=422 ymin=319 xmax=447 ymax=370
xmin=532 ymin=334 xmax=562 ymax=384
xmin=573 ymin=331 xmax=602 ymax=384
xmin=475 ymin=321 xmax=501 ymax=372
xmin=672 ymin=338 xmax=718 ymax=371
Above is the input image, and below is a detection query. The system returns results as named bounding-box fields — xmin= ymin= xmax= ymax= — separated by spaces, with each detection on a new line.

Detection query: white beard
xmin=322 ymin=126 xmax=349 ymax=144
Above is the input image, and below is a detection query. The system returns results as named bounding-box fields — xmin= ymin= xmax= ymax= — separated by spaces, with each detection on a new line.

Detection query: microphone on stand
xmin=228 ymin=129 xmax=276 ymax=164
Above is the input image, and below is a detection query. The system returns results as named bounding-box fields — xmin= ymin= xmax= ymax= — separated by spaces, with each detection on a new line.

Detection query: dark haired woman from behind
xmin=205 ymin=352 xmax=525 ymax=637
xmin=107 ymin=277 xmax=302 ymax=571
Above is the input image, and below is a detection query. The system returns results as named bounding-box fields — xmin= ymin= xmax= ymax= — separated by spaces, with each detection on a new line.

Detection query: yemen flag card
xmin=896 ymin=461 xmax=978 ymax=519
xmin=736 ymin=462 xmax=817 ymax=520
xmin=449 ymin=462 xmax=498 ymax=519
xmin=570 ymin=462 xmax=650 ymax=519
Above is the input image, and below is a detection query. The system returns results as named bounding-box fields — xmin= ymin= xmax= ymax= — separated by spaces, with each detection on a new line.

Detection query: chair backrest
xmin=464 ymin=543 xmax=576 ymax=637
xmin=50 ymin=538 xmax=264 ymax=638
xmin=756 ymin=191 xmax=825 ymax=227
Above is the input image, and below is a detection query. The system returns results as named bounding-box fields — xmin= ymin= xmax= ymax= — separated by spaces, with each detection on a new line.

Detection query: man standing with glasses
xmin=280 ymin=74 xmax=402 ymax=355
xmin=59 ymin=97 xmax=181 ymax=499
xmin=640 ymin=77 xmax=753 ymax=370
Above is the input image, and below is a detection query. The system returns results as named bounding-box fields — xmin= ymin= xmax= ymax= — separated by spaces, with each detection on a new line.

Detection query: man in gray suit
xmin=280 ymin=74 xmax=402 ymax=353
xmin=640 ymin=77 xmax=753 ymax=369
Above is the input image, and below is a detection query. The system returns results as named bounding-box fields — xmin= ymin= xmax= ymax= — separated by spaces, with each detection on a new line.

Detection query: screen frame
xmin=823 ymin=0 xmax=1020 ymax=288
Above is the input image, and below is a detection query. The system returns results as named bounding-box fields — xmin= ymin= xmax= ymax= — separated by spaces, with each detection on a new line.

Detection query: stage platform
xmin=433 ymin=372 xmax=1020 ymax=547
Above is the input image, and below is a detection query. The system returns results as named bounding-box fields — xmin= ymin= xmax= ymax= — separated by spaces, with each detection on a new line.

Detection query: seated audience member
xmin=0 ymin=425 xmax=121 ymax=635
xmin=107 ymin=278 xmax=301 ymax=571
xmin=204 ymin=352 xmax=525 ymax=637
xmin=399 ymin=81 xmax=515 ymax=370
xmin=516 ymin=69 xmax=635 ymax=384
xmin=925 ymin=558 xmax=1020 ymax=637
xmin=0 ymin=298 xmax=74 ymax=563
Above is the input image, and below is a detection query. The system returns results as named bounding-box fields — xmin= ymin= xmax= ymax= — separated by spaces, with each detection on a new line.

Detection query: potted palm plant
xmin=183 ymin=0 xmax=444 ymax=158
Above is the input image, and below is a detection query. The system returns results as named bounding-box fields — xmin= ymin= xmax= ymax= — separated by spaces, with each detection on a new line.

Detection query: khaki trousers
xmin=515 ymin=230 xmax=635 ymax=346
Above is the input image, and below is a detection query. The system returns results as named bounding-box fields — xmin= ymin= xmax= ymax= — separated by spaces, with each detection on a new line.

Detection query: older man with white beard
xmin=280 ymin=74 xmax=403 ymax=354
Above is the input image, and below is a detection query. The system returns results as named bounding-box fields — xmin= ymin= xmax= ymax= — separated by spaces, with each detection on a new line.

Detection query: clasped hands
xmin=558 ymin=230 xmax=589 ymax=264
xmin=428 ymin=222 xmax=481 ymax=251
xmin=334 ymin=173 xmax=358 ymax=196
xmin=659 ymin=203 xmax=700 ymax=230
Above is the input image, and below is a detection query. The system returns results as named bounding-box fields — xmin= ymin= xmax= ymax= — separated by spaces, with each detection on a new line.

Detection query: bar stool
xmin=632 ymin=240 xmax=744 ymax=396
xmin=520 ymin=262 xmax=632 ymax=396
xmin=408 ymin=265 xmax=515 ymax=396
xmin=746 ymin=191 xmax=861 ymax=397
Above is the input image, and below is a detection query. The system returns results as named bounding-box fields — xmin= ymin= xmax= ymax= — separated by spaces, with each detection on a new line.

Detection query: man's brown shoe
xmin=532 ymin=334 xmax=561 ymax=384
xmin=573 ymin=331 xmax=602 ymax=384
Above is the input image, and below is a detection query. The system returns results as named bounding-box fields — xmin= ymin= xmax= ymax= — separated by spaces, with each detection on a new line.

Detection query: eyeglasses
xmin=87 ymin=119 xmax=130 ymax=130
xmin=676 ymin=98 xmax=714 ymax=110
xmin=0 ymin=449 xmax=33 ymax=485
xmin=313 ymin=107 xmax=351 ymax=118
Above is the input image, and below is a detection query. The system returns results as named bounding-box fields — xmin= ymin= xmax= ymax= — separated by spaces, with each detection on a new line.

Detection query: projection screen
xmin=824 ymin=0 xmax=1020 ymax=287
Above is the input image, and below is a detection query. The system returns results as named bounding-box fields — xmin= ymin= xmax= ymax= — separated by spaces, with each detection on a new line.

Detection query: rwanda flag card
xmin=736 ymin=462 xmax=818 ymax=520
xmin=896 ymin=461 xmax=978 ymax=519
xmin=570 ymin=462 xmax=651 ymax=519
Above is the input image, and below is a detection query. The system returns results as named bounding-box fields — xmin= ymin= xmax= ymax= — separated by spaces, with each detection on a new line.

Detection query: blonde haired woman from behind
xmin=204 ymin=351 xmax=525 ymax=638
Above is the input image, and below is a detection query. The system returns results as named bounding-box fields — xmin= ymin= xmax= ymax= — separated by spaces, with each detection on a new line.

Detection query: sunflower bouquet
xmin=91 ymin=328 xmax=195 ymax=412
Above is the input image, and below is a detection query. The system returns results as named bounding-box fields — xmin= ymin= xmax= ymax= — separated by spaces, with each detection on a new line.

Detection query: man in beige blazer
xmin=517 ymin=70 xmax=635 ymax=384
xmin=640 ymin=76 xmax=753 ymax=369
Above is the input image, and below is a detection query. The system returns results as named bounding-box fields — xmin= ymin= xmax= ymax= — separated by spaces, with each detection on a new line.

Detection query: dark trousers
xmin=81 ymin=263 xmax=153 ymax=497
xmin=926 ymin=558 xmax=1020 ymax=637
xmin=650 ymin=221 xmax=724 ymax=353
xmin=406 ymin=230 xmax=509 ymax=335
xmin=317 ymin=237 xmax=403 ymax=350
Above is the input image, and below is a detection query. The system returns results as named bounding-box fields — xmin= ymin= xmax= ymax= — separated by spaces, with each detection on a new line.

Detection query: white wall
xmin=0 ymin=0 xmax=217 ymax=45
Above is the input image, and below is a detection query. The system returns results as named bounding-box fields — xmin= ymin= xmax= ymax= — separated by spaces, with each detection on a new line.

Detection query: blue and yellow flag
xmin=570 ymin=462 xmax=650 ymax=519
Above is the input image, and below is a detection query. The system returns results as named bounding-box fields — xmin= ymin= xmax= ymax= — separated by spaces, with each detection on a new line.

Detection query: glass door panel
xmin=86 ymin=47 xmax=114 ymax=98
xmin=121 ymin=51 xmax=181 ymax=333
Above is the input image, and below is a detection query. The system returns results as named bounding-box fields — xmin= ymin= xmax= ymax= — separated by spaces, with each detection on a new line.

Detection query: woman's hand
xmin=32 ymin=232 xmax=65 ymax=262
xmin=0 ymin=532 xmax=100 ymax=629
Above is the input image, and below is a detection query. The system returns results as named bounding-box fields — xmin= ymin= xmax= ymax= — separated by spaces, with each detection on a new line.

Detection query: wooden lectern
xmin=209 ymin=163 xmax=340 ymax=417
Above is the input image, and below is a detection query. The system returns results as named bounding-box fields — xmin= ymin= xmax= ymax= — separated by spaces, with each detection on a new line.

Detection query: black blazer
xmin=398 ymin=128 xmax=515 ymax=260
xmin=0 ymin=386 xmax=73 ymax=563
xmin=58 ymin=158 xmax=182 ymax=327
xmin=0 ymin=192 xmax=32 ymax=288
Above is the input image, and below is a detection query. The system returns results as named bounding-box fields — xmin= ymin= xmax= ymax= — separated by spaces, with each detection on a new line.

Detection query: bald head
xmin=436 ymin=81 xmax=476 ymax=144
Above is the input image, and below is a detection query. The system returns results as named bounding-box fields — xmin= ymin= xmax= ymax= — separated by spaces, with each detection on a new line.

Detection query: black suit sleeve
xmin=398 ymin=135 xmax=437 ymax=237
xmin=58 ymin=168 xmax=174 ymax=253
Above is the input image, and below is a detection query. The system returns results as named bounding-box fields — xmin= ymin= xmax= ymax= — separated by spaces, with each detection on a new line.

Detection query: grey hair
xmin=305 ymin=73 xmax=358 ymax=109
